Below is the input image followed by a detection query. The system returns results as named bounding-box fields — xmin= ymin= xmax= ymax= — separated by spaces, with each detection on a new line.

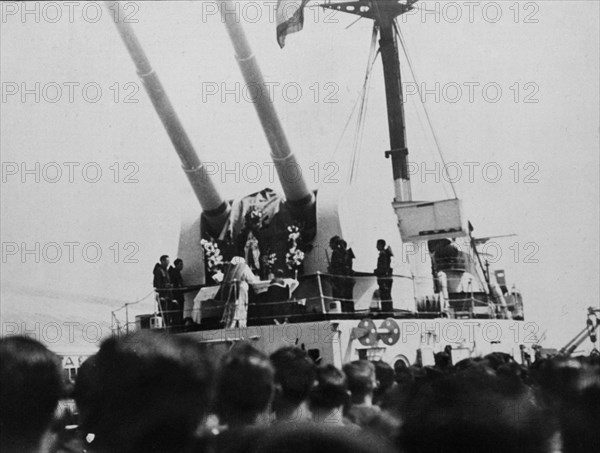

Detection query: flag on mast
xmin=276 ymin=0 xmax=310 ymax=48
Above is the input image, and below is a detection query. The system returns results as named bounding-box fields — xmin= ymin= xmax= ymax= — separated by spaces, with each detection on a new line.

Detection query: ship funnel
xmin=106 ymin=1 xmax=230 ymax=234
xmin=218 ymin=0 xmax=315 ymax=211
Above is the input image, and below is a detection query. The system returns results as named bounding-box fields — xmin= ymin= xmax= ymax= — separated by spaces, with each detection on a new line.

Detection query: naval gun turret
xmin=107 ymin=1 xmax=318 ymax=309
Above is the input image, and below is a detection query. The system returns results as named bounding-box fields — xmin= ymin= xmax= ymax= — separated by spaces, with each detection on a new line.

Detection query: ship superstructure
xmin=108 ymin=0 xmax=529 ymax=367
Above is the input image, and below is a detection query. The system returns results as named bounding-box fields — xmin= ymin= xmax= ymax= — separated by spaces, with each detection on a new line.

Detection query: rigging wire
xmin=349 ymin=25 xmax=380 ymax=183
xmin=111 ymin=290 xmax=156 ymax=313
xmin=328 ymin=25 xmax=380 ymax=187
xmin=332 ymin=27 xmax=379 ymax=183
xmin=394 ymin=19 xmax=459 ymax=200
xmin=345 ymin=15 xmax=364 ymax=29
xmin=406 ymin=80 xmax=453 ymax=200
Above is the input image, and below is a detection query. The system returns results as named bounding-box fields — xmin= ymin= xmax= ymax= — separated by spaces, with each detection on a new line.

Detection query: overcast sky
xmin=1 ymin=0 xmax=598 ymax=350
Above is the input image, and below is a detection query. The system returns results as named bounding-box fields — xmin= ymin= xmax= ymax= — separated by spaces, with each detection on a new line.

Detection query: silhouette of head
xmin=270 ymin=346 xmax=316 ymax=418
xmin=216 ymin=342 xmax=274 ymax=427
xmin=0 ymin=336 xmax=63 ymax=452
xmin=309 ymin=364 xmax=348 ymax=411
xmin=329 ymin=236 xmax=341 ymax=249
xmin=399 ymin=367 xmax=553 ymax=453
xmin=343 ymin=360 xmax=377 ymax=403
xmin=74 ymin=331 xmax=213 ymax=453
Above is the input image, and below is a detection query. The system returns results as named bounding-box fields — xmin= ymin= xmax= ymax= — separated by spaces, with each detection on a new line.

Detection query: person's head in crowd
xmin=398 ymin=367 xmax=554 ymax=453
xmin=496 ymin=360 xmax=533 ymax=386
xmin=269 ymin=346 xmax=316 ymax=422
xmin=434 ymin=350 xmax=452 ymax=370
xmin=393 ymin=360 xmax=410 ymax=382
xmin=533 ymin=357 xmax=587 ymax=406
xmin=73 ymin=331 xmax=213 ymax=453
xmin=343 ymin=360 xmax=377 ymax=405
xmin=422 ymin=365 xmax=445 ymax=381
xmin=483 ymin=351 xmax=514 ymax=370
xmin=173 ymin=258 xmax=183 ymax=270
xmin=534 ymin=357 xmax=600 ymax=453
xmin=343 ymin=361 xmax=382 ymax=428
xmin=309 ymin=364 xmax=349 ymax=425
xmin=0 ymin=336 xmax=64 ymax=453
xmin=559 ymin=361 xmax=600 ymax=453
xmin=72 ymin=355 xmax=99 ymax=434
xmin=245 ymin=423 xmax=394 ymax=453
xmin=371 ymin=360 xmax=395 ymax=406
xmin=391 ymin=362 xmax=419 ymax=413
xmin=453 ymin=356 xmax=486 ymax=372
xmin=216 ymin=342 xmax=274 ymax=428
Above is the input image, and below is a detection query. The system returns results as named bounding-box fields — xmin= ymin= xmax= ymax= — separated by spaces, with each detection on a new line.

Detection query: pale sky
xmin=1 ymin=1 xmax=599 ymax=351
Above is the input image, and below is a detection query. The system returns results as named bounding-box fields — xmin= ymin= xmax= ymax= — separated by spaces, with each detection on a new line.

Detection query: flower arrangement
xmin=287 ymin=225 xmax=301 ymax=242
xmin=285 ymin=224 xmax=305 ymax=272
xmin=200 ymin=238 xmax=224 ymax=278
xmin=286 ymin=247 xmax=305 ymax=271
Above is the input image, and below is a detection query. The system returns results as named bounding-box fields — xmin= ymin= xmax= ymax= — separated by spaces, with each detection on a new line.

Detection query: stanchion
xmin=316 ymin=272 xmax=326 ymax=314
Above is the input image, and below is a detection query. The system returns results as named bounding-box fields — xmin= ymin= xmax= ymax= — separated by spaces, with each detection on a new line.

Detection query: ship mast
xmin=324 ymin=0 xmax=416 ymax=202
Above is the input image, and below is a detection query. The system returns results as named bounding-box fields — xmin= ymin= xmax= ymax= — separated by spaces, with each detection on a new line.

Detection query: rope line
xmin=327 ymin=25 xmax=380 ymax=187
xmin=111 ymin=290 xmax=156 ymax=313
xmin=349 ymin=24 xmax=380 ymax=184
xmin=394 ymin=19 xmax=458 ymax=199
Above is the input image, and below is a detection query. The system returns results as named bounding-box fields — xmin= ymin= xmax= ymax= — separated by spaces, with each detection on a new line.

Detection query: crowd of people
xmin=1 ymin=332 xmax=598 ymax=453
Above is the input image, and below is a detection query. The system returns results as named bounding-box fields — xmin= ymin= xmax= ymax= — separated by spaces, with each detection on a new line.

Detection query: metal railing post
xmin=316 ymin=272 xmax=326 ymax=314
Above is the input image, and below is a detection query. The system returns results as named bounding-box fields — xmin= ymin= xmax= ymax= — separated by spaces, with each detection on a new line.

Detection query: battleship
xmin=103 ymin=0 xmax=590 ymax=367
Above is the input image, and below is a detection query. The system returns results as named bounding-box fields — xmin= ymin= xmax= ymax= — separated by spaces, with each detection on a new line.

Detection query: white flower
xmin=213 ymin=271 xmax=224 ymax=283
xmin=201 ymin=239 xmax=223 ymax=274
xmin=285 ymin=247 xmax=305 ymax=270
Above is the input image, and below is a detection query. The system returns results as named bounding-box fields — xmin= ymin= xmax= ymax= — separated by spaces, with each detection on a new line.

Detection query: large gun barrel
xmin=218 ymin=0 xmax=314 ymax=210
xmin=106 ymin=2 xmax=230 ymax=233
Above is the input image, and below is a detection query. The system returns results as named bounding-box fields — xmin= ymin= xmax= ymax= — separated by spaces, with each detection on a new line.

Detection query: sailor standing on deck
xmin=328 ymin=236 xmax=345 ymax=301
xmin=374 ymin=240 xmax=394 ymax=313
xmin=153 ymin=255 xmax=175 ymax=326
xmin=168 ymin=258 xmax=185 ymax=326
xmin=340 ymin=239 xmax=356 ymax=308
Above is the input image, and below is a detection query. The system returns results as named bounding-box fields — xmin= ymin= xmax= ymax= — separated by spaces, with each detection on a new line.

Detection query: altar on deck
xmin=192 ymin=278 xmax=300 ymax=324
